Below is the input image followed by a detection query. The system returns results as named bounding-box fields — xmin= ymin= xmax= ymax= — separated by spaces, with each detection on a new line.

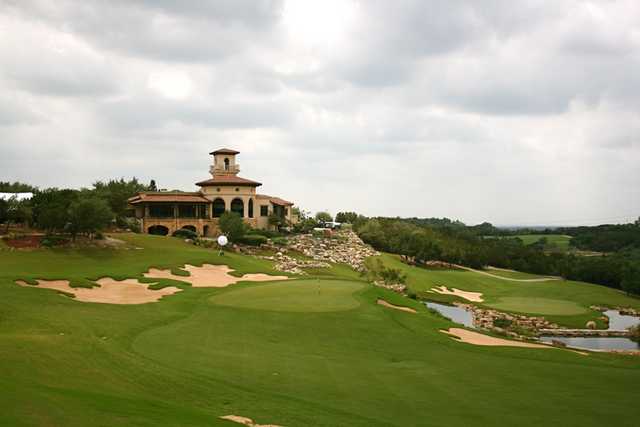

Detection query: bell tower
xmin=209 ymin=148 xmax=240 ymax=177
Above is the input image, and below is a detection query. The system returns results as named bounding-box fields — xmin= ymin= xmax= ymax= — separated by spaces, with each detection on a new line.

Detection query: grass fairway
xmin=515 ymin=234 xmax=572 ymax=251
xmin=489 ymin=297 xmax=588 ymax=315
xmin=1 ymin=235 xmax=639 ymax=426
xmin=210 ymin=279 xmax=366 ymax=312
xmin=374 ymin=253 xmax=640 ymax=328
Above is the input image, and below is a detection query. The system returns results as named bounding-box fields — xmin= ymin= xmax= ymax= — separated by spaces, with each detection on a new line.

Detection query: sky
xmin=0 ymin=0 xmax=639 ymax=226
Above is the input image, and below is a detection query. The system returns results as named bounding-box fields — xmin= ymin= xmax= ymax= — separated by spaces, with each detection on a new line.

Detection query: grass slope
xmin=374 ymin=253 xmax=640 ymax=328
xmin=0 ymin=235 xmax=639 ymax=426
xmin=515 ymin=234 xmax=572 ymax=251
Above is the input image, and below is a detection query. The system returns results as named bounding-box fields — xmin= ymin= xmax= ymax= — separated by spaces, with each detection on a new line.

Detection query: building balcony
xmin=210 ymin=164 xmax=240 ymax=175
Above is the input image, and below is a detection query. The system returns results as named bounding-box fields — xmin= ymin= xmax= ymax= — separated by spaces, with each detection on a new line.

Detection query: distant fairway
xmin=210 ymin=279 xmax=365 ymax=312
xmin=488 ymin=297 xmax=588 ymax=315
xmin=374 ymin=253 xmax=640 ymax=328
xmin=515 ymin=234 xmax=572 ymax=250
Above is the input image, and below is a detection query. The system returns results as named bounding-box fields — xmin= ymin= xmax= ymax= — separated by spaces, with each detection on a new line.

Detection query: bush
xmin=237 ymin=234 xmax=268 ymax=246
xmin=219 ymin=212 xmax=247 ymax=242
xmin=172 ymin=229 xmax=198 ymax=240
xmin=94 ymin=231 xmax=105 ymax=240
xmin=247 ymin=228 xmax=281 ymax=238
xmin=272 ymin=237 xmax=288 ymax=246
xmin=630 ymin=325 xmax=640 ymax=343
xmin=41 ymin=235 xmax=70 ymax=247
xmin=493 ymin=318 xmax=513 ymax=329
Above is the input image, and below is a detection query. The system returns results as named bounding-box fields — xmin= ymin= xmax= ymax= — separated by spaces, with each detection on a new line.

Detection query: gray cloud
xmin=0 ymin=0 xmax=638 ymax=225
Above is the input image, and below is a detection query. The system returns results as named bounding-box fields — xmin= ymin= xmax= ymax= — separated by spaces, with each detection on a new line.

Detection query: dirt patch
xmin=144 ymin=264 xmax=288 ymax=287
xmin=441 ymin=328 xmax=549 ymax=348
xmin=430 ymin=285 xmax=484 ymax=302
xmin=16 ymin=278 xmax=181 ymax=304
xmin=220 ymin=415 xmax=283 ymax=427
xmin=377 ymin=299 xmax=416 ymax=313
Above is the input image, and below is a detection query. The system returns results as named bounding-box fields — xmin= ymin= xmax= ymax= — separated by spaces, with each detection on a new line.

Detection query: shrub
xmin=272 ymin=237 xmax=288 ymax=246
xmin=172 ymin=229 xmax=198 ymax=240
xmin=237 ymin=234 xmax=268 ymax=246
xmin=493 ymin=318 xmax=513 ymax=329
xmin=407 ymin=291 xmax=417 ymax=300
xmin=94 ymin=231 xmax=105 ymax=240
xmin=219 ymin=211 xmax=247 ymax=242
xmin=41 ymin=235 xmax=69 ymax=247
xmin=630 ymin=325 xmax=640 ymax=343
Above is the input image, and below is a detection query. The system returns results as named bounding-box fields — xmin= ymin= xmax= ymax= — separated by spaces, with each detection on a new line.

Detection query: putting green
xmin=210 ymin=279 xmax=366 ymax=312
xmin=487 ymin=297 xmax=588 ymax=315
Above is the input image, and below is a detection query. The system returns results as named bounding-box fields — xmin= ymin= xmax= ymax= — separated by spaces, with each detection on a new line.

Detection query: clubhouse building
xmin=128 ymin=149 xmax=295 ymax=236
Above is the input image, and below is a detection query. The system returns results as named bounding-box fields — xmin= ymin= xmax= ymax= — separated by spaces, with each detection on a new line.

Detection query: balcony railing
xmin=210 ymin=164 xmax=240 ymax=175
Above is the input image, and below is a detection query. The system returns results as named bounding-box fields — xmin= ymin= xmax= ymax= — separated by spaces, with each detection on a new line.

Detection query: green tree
xmin=67 ymin=198 xmax=113 ymax=239
xmin=0 ymin=181 xmax=37 ymax=192
xmin=335 ymin=212 xmax=359 ymax=223
xmin=4 ymin=197 xmax=32 ymax=232
xmin=218 ymin=211 xmax=246 ymax=242
xmin=31 ymin=188 xmax=78 ymax=232
xmin=315 ymin=211 xmax=333 ymax=223
xmin=148 ymin=179 xmax=158 ymax=191
xmin=621 ymin=264 xmax=640 ymax=296
xmin=92 ymin=178 xmax=146 ymax=224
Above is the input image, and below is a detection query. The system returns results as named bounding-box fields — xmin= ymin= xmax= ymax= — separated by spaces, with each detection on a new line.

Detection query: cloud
xmin=0 ymin=0 xmax=638 ymax=225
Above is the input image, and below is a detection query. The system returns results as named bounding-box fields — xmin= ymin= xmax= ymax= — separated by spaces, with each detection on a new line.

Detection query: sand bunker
xmin=430 ymin=285 xmax=484 ymax=302
xmin=441 ymin=328 xmax=549 ymax=349
xmin=377 ymin=299 xmax=416 ymax=313
xmin=144 ymin=264 xmax=288 ymax=287
xmin=220 ymin=415 xmax=283 ymax=427
xmin=15 ymin=278 xmax=181 ymax=304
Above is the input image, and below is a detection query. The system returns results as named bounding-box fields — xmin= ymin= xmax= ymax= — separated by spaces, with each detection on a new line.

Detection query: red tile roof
xmin=196 ymin=175 xmax=262 ymax=187
xmin=256 ymin=194 xmax=294 ymax=206
xmin=209 ymin=148 xmax=240 ymax=155
xmin=128 ymin=192 xmax=210 ymax=204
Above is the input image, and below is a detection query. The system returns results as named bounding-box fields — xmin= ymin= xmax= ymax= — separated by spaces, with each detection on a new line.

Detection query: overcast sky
xmin=1 ymin=0 xmax=639 ymax=226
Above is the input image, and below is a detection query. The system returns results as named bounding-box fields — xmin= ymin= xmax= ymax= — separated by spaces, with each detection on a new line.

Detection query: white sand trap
xmin=15 ymin=278 xmax=181 ymax=304
xmin=377 ymin=299 xmax=416 ymax=313
xmin=431 ymin=285 xmax=484 ymax=302
xmin=441 ymin=328 xmax=549 ymax=349
xmin=144 ymin=264 xmax=288 ymax=288
xmin=220 ymin=415 xmax=283 ymax=427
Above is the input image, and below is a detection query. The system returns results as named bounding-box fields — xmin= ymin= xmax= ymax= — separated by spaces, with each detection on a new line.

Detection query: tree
xmin=268 ymin=213 xmax=284 ymax=229
xmin=621 ymin=264 xmax=640 ymax=296
xmin=335 ymin=211 xmax=359 ymax=224
xmin=31 ymin=188 xmax=78 ymax=232
xmin=4 ymin=197 xmax=32 ymax=232
xmin=315 ymin=211 xmax=333 ymax=223
xmin=218 ymin=211 xmax=246 ymax=242
xmin=92 ymin=178 xmax=146 ymax=224
xmin=67 ymin=198 xmax=113 ymax=239
xmin=0 ymin=181 xmax=37 ymax=192
xmin=148 ymin=180 xmax=157 ymax=191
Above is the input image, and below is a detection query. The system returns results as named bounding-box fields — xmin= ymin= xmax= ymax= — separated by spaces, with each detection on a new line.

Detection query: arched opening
xmin=248 ymin=199 xmax=254 ymax=218
xmin=224 ymin=158 xmax=230 ymax=170
xmin=148 ymin=225 xmax=169 ymax=236
xmin=203 ymin=225 xmax=210 ymax=237
xmin=212 ymin=198 xmax=226 ymax=218
xmin=231 ymin=198 xmax=244 ymax=217
xmin=182 ymin=225 xmax=197 ymax=233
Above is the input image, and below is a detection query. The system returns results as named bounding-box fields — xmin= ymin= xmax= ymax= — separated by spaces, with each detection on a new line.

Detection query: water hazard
xmin=425 ymin=302 xmax=474 ymax=328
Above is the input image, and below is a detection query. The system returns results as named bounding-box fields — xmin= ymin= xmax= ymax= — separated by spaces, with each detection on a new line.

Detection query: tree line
xmin=0 ymin=179 xmax=153 ymax=238
xmin=339 ymin=214 xmax=640 ymax=296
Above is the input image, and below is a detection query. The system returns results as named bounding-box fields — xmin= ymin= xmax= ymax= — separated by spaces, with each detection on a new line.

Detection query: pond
xmin=539 ymin=336 xmax=639 ymax=351
xmin=604 ymin=310 xmax=640 ymax=331
xmin=425 ymin=302 xmax=474 ymax=328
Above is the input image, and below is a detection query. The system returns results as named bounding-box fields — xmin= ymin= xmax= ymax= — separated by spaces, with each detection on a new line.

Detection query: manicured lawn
xmin=488 ymin=297 xmax=588 ymax=316
xmin=484 ymin=267 xmax=555 ymax=280
xmin=374 ymin=253 xmax=640 ymax=328
xmin=210 ymin=279 xmax=366 ymax=312
xmin=515 ymin=234 xmax=572 ymax=251
xmin=1 ymin=235 xmax=639 ymax=426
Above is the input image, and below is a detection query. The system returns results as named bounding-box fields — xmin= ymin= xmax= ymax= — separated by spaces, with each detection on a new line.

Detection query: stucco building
xmin=128 ymin=148 xmax=295 ymax=236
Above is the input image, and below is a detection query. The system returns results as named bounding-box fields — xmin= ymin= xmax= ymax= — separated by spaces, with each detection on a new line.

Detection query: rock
xmin=586 ymin=321 xmax=597 ymax=330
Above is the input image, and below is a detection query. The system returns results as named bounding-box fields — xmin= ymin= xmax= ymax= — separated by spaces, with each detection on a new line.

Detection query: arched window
xmin=212 ymin=198 xmax=226 ymax=218
xmin=248 ymin=199 xmax=254 ymax=218
xmin=231 ymin=198 xmax=244 ymax=217
xmin=224 ymin=158 xmax=230 ymax=170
